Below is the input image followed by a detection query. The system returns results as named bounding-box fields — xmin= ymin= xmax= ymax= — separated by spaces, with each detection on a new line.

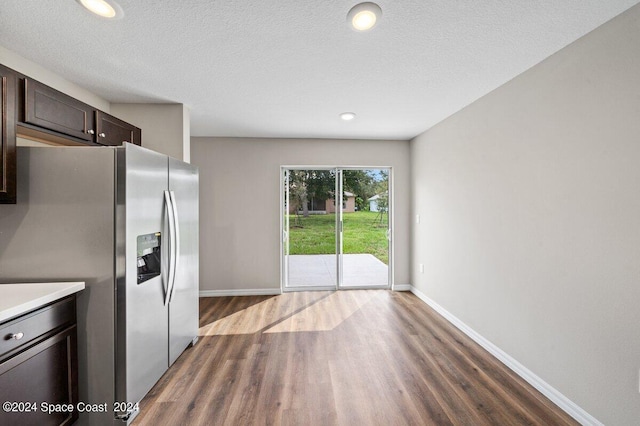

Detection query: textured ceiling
xmin=0 ymin=0 xmax=638 ymax=140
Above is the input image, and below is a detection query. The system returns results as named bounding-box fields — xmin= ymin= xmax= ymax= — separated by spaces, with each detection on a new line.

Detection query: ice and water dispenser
xmin=137 ymin=232 xmax=161 ymax=284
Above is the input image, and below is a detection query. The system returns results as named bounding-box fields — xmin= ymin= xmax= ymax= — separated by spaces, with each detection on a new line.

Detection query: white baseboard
xmin=410 ymin=286 xmax=602 ymax=426
xmin=200 ymin=286 xmax=411 ymax=296
xmin=199 ymin=288 xmax=282 ymax=297
xmin=393 ymin=283 xmax=411 ymax=291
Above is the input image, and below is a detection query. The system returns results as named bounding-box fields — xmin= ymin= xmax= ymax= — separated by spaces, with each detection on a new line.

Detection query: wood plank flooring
xmin=132 ymin=290 xmax=578 ymax=426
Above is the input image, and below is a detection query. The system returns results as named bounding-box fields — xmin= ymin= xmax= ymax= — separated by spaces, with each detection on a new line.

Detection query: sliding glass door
xmin=282 ymin=167 xmax=391 ymax=291
xmin=338 ymin=169 xmax=390 ymax=289
xmin=283 ymin=168 xmax=339 ymax=290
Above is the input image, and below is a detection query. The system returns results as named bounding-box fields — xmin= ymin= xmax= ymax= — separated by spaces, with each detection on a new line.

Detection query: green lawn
xmin=287 ymin=211 xmax=388 ymax=264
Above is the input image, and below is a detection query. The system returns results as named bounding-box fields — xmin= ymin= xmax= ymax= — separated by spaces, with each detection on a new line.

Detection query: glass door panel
xmin=339 ymin=169 xmax=390 ymax=289
xmin=283 ymin=168 xmax=338 ymax=290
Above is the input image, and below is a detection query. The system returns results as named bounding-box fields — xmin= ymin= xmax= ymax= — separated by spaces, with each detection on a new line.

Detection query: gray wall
xmin=192 ymin=137 xmax=411 ymax=293
xmin=111 ymin=103 xmax=190 ymax=161
xmin=0 ymin=147 xmax=118 ymax=425
xmin=410 ymin=5 xmax=640 ymax=425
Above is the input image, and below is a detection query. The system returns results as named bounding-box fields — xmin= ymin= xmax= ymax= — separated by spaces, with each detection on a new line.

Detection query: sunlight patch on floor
xmin=263 ymin=290 xmax=378 ymax=333
xmin=198 ymin=290 xmax=382 ymax=336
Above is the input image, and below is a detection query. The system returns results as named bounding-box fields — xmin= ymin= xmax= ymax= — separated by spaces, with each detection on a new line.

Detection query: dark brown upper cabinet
xmin=0 ymin=63 xmax=142 ymax=204
xmin=24 ymin=78 xmax=95 ymax=142
xmin=0 ymin=65 xmax=17 ymax=204
xmin=22 ymin=78 xmax=141 ymax=147
xmin=96 ymin=110 xmax=141 ymax=146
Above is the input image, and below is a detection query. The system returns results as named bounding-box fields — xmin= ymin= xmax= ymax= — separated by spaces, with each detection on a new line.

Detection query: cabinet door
xmin=0 ymin=65 xmax=17 ymax=204
xmin=96 ymin=111 xmax=141 ymax=146
xmin=24 ymin=78 xmax=95 ymax=142
xmin=0 ymin=326 xmax=79 ymax=426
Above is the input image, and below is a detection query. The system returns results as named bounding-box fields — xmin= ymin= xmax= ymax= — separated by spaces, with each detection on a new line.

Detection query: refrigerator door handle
xmin=168 ymin=190 xmax=180 ymax=303
xmin=164 ymin=190 xmax=176 ymax=306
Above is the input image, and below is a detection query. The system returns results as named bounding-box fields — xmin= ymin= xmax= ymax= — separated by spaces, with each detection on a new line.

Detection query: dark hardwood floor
xmin=132 ymin=290 xmax=578 ymax=425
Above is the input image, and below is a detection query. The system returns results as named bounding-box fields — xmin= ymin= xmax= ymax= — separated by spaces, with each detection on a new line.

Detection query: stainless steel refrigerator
xmin=0 ymin=143 xmax=199 ymax=425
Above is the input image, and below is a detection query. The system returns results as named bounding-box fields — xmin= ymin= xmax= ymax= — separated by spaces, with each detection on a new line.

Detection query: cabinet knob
xmin=9 ymin=332 xmax=24 ymax=340
xmin=87 ymin=129 xmax=95 ymax=135
xmin=99 ymin=132 xmax=106 ymax=138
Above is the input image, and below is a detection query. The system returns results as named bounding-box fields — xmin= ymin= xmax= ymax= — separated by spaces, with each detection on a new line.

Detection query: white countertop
xmin=0 ymin=282 xmax=85 ymax=322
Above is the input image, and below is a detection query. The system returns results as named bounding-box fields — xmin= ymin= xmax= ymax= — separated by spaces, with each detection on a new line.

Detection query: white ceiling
xmin=1 ymin=0 xmax=638 ymax=140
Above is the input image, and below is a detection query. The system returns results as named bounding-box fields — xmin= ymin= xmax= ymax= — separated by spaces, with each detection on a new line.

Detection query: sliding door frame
xmin=280 ymin=165 xmax=394 ymax=292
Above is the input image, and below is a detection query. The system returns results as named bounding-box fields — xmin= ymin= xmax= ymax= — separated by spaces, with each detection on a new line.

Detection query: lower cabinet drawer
xmin=0 ymin=297 xmax=75 ymax=359
xmin=0 ymin=325 xmax=79 ymax=426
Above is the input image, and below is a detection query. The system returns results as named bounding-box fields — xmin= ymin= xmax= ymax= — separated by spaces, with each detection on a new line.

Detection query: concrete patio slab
xmin=286 ymin=254 xmax=388 ymax=288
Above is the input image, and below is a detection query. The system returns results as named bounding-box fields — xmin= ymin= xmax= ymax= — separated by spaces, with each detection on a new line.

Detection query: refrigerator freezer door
xmin=168 ymin=158 xmax=199 ymax=366
xmin=115 ymin=144 xmax=170 ymax=416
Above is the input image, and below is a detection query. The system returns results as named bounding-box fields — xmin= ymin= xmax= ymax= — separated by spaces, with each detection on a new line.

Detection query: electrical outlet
xmin=419 ymin=263 xmax=424 ymax=274
xmin=416 ymin=214 xmax=420 ymax=224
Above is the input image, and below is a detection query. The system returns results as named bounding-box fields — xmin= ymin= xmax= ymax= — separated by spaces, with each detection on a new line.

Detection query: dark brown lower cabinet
xmin=0 ymin=298 xmax=79 ymax=426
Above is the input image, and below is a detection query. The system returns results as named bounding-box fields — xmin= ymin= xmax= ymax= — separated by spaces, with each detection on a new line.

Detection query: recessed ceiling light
xmin=340 ymin=112 xmax=357 ymax=121
xmin=77 ymin=0 xmax=124 ymax=19
xmin=347 ymin=2 xmax=382 ymax=31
